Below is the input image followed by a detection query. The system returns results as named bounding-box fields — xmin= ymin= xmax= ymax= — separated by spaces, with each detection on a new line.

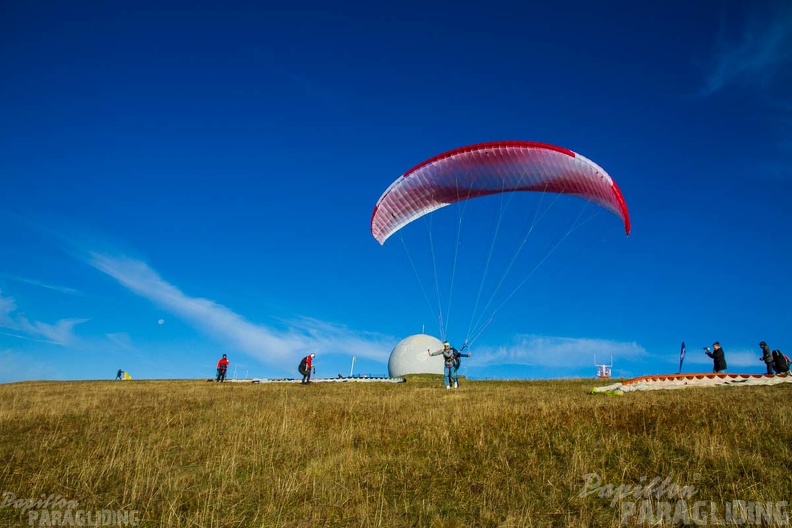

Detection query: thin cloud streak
xmin=702 ymin=6 xmax=792 ymax=95
xmin=105 ymin=332 xmax=140 ymax=354
xmin=0 ymin=273 xmax=80 ymax=295
xmin=0 ymin=331 xmax=57 ymax=344
xmin=469 ymin=334 xmax=647 ymax=369
xmin=0 ymin=349 xmax=58 ymax=383
xmin=0 ymin=291 xmax=86 ymax=346
xmin=284 ymin=316 xmax=393 ymax=363
xmin=698 ymin=5 xmax=792 ymax=182
xmin=87 ymin=253 xmax=393 ymax=372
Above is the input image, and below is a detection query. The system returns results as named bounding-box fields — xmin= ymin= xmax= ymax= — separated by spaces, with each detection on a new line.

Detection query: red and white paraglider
xmin=370 ymin=141 xmax=631 ymax=347
xmin=371 ymin=141 xmax=630 ymax=245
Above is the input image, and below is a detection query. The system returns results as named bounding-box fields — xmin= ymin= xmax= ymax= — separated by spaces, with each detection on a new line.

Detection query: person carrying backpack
xmin=216 ymin=354 xmax=229 ymax=382
xmin=759 ymin=342 xmax=774 ymax=375
xmin=429 ymin=341 xmax=471 ymax=389
xmin=298 ymin=353 xmax=315 ymax=384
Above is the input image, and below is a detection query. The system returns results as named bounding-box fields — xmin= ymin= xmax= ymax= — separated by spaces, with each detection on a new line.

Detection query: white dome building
xmin=388 ymin=334 xmax=445 ymax=377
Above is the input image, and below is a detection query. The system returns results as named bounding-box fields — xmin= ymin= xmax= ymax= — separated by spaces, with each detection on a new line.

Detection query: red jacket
xmin=304 ymin=355 xmax=313 ymax=369
xmin=217 ymin=358 xmax=229 ymax=370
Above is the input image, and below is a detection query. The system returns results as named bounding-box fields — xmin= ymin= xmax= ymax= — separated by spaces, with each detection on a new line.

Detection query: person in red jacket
xmin=216 ymin=354 xmax=229 ymax=382
xmin=298 ymin=353 xmax=315 ymax=384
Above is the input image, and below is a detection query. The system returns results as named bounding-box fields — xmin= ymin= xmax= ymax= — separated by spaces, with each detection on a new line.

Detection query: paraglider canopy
xmin=369 ymin=140 xmax=631 ymax=348
xmin=371 ymin=141 xmax=630 ymax=245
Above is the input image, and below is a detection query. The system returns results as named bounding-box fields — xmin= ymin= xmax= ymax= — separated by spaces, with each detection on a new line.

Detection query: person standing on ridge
xmin=759 ymin=341 xmax=774 ymax=375
xmin=298 ymin=353 xmax=315 ymax=384
xmin=771 ymin=349 xmax=790 ymax=374
xmin=705 ymin=342 xmax=727 ymax=373
xmin=429 ymin=341 xmax=468 ymax=389
xmin=216 ymin=354 xmax=229 ymax=382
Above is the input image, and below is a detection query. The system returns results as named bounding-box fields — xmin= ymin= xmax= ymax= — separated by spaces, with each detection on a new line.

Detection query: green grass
xmin=0 ymin=377 xmax=790 ymax=527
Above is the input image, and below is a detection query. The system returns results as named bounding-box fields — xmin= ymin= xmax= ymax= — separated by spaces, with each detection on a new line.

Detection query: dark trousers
xmin=299 ymin=366 xmax=311 ymax=384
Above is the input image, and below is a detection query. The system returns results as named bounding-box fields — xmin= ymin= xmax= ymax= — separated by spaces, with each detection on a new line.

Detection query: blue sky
xmin=1 ymin=0 xmax=791 ymax=382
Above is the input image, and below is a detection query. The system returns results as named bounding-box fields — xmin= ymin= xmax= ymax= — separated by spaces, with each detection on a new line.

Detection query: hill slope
xmin=1 ymin=377 xmax=790 ymax=527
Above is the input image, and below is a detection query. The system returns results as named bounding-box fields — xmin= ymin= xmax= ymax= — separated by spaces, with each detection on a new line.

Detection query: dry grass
xmin=0 ymin=376 xmax=790 ymax=527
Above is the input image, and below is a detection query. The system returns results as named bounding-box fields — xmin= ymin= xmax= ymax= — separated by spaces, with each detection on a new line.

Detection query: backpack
xmin=772 ymin=350 xmax=790 ymax=373
xmin=298 ymin=357 xmax=307 ymax=371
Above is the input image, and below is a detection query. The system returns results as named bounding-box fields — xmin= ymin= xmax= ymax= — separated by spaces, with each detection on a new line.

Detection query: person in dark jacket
xmin=771 ymin=349 xmax=790 ymax=374
xmin=759 ymin=341 xmax=774 ymax=375
xmin=705 ymin=342 xmax=727 ymax=373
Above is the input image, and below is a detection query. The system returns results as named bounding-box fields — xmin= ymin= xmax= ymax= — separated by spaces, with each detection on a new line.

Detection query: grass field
xmin=0 ymin=376 xmax=790 ymax=527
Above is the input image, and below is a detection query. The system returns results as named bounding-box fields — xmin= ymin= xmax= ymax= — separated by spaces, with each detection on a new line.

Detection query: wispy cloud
xmin=84 ymin=251 xmax=655 ymax=379
xmin=284 ymin=316 xmax=394 ymax=363
xmin=701 ymin=5 xmax=792 ymax=96
xmin=105 ymin=332 xmax=139 ymax=353
xmin=0 ymin=273 xmax=80 ymax=295
xmin=698 ymin=5 xmax=792 ymax=181
xmin=469 ymin=334 xmax=647 ymax=368
xmin=0 ymin=291 xmax=86 ymax=346
xmin=86 ymin=253 xmax=393 ymax=371
xmin=0 ymin=349 xmax=59 ymax=383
